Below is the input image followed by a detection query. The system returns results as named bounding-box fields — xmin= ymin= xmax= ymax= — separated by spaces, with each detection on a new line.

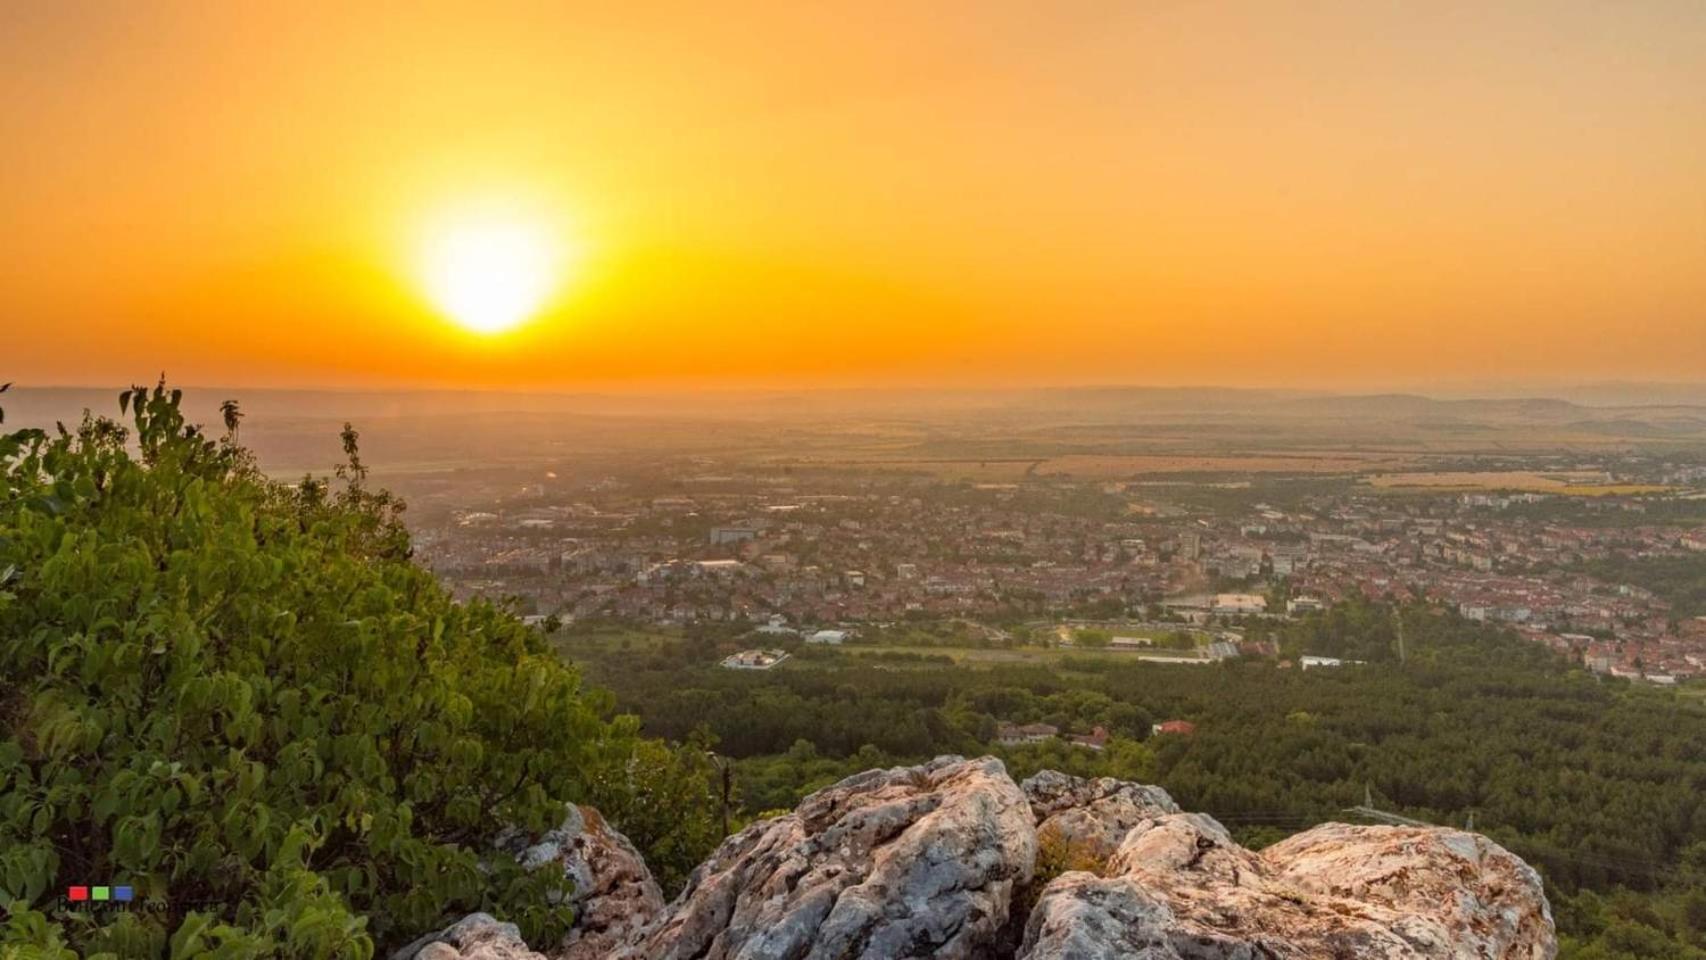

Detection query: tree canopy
xmin=565 ymin=602 xmax=1706 ymax=959
xmin=0 ymin=385 xmax=718 ymax=958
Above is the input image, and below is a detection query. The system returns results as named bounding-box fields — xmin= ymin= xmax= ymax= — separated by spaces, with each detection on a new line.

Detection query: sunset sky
xmin=3 ymin=1 xmax=1704 ymax=391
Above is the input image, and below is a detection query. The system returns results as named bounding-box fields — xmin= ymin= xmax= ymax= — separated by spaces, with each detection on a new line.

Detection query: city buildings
xmin=414 ymin=454 xmax=1706 ymax=683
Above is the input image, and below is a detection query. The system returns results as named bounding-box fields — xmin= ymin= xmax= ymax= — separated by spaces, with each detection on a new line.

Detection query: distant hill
xmin=5 ymin=383 xmax=1703 ymax=476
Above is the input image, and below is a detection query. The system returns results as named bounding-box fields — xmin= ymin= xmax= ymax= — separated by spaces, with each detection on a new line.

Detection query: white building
xmin=997 ymin=723 xmax=1058 ymax=745
xmin=721 ymin=649 xmax=789 ymax=670
xmin=1213 ymin=593 xmax=1267 ymax=615
xmin=693 ymin=559 xmax=746 ymax=576
xmin=807 ymin=629 xmax=850 ymax=645
xmin=709 ymin=526 xmax=759 ymax=545
xmin=1300 ymin=655 xmax=1364 ymax=670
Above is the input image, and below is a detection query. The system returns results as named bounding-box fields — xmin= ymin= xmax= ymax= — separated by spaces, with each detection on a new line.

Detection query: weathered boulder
xmin=1019 ymin=811 xmax=1556 ymax=960
xmin=616 ymin=755 xmax=1036 ymax=960
xmin=391 ymin=913 xmax=546 ymax=960
xmin=1262 ymin=823 xmax=1555 ymax=958
xmin=1022 ymin=771 xmax=1181 ymax=862
xmin=512 ymin=805 xmax=665 ymax=960
xmin=397 ymin=804 xmax=662 ymax=960
xmin=393 ymin=764 xmax=1557 ymax=960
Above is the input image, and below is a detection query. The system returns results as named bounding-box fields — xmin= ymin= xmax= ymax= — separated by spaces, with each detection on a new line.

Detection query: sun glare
xmin=418 ymin=208 xmax=566 ymax=335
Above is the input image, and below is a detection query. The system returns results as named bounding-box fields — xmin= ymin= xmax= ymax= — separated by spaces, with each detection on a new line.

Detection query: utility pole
xmin=721 ymin=761 xmax=733 ymax=837
xmin=708 ymin=751 xmax=733 ymax=837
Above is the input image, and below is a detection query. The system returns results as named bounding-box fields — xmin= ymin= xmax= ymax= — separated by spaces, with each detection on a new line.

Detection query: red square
xmin=68 ymin=886 xmax=89 ymax=901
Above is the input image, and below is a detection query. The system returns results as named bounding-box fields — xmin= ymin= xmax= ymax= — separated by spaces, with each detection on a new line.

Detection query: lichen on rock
xmin=1022 ymin=770 xmax=1182 ymax=862
xmin=1019 ymin=810 xmax=1556 ymax=959
xmin=391 ymin=913 xmax=546 ymax=960
xmin=508 ymin=804 xmax=666 ymax=960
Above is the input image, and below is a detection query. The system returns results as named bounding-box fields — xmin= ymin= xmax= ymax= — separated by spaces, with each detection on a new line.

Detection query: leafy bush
xmin=0 ymin=384 xmax=678 ymax=956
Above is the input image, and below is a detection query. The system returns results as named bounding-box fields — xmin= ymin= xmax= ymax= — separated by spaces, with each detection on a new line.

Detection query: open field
xmin=827 ymin=643 xmax=1210 ymax=668
xmin=1035 ymin=453 xmax=1420 ymax=477
xmin=779 ymin=458 xmax=1047 ymax=481
xmin=767 ymin=452 xmax=1426 ymax=481
xmin=1367 ymin=471 xmax=1672 ymax=496
xmin=552 ymin=626 xmax=683 ymax=656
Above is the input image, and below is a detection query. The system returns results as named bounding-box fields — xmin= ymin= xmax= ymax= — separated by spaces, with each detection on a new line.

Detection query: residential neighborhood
xmin=413 ymin=455 xmax=1706 ymax=683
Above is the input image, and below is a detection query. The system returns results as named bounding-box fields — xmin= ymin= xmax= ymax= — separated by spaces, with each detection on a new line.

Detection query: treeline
xmin=1232 ymin=596 xmax=1560 ymax=665
xmin=1579 ymin=554 xmax=1706 ymax=620
xmin=566 ymin=605 xmax=1706 ymax=958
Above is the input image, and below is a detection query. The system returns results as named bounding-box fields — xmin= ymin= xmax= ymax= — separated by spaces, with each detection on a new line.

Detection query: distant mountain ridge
xmin=6 ymin=384 xmax=1704 ymax=428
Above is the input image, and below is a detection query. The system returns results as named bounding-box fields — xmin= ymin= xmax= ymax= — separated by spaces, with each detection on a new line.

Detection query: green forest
xmin=564 ymin=605 xmax=1706 ymax=960
xmin=5 ymin=386 xmax=1706 ymax=958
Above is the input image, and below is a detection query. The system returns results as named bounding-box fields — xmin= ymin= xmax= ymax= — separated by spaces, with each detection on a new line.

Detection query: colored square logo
xmin=92 ymin=886 xmax=110 ymax=901
xmin=68 ymin=886 xmax=88 ymax=902
xmin=114 ymin=886 xmax=134 ymax=902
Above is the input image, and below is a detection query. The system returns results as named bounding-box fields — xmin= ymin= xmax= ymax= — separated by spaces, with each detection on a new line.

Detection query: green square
xmin=92 ymin=887 xmax=110 ymax=901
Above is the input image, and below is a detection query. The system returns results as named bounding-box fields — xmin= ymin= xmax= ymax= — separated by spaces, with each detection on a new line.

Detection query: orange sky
xmin=3 ymin=1 xmax=1704 ymax=391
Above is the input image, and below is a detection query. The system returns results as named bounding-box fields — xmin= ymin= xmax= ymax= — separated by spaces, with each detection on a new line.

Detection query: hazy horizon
xmin=12 ymin=378 xmax=1706 ymax=409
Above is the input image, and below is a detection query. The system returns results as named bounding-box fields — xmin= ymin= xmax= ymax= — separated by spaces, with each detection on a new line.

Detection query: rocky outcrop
xmin=1022 ymin=770 xmax=1181 ymax=861
xmin=615 ymin=755 xmax=1037 ymax=960
xmin=399 ymin=804 xmax=662 ymax=960
xmin=392 ymin=913 xmax=546 ymax=960
xmin=1019 ymin=810 xmax=1556 ymax=959
xmin=399 ymin=761 xmax=1556 ymax=960
xmin=1263 ymin=823 xmax=1555 ymax=957
xmin=511 ymin=805 xmax=665 ymax=960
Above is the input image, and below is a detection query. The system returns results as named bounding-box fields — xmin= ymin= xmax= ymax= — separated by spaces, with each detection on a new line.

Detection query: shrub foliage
xmin=0 ymin=384 xmax=687 ymax=957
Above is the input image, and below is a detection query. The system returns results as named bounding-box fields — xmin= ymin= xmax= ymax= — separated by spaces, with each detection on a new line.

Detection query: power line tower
xmin=1347 ymin=782 xmax=1429 ymax=827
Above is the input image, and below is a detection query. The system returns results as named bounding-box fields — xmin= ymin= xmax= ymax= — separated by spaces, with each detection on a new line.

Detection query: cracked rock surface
xmin=393 ymin=913 xmax=546 ymax=960
xmin=399 ymin=804 xmax=662 ymax=960
xmin=616 ymin=755 xmax=1036 ymax=960
xmin=514 ymin=804 xmax=665 ymax=960
xmin=1022 ymin=770 xmax=1182 ymax=861
xmin=396 ymin=762 xmax=1556 ymax=960
xmin=1018 ymin=811 xmax=1555 ymax=960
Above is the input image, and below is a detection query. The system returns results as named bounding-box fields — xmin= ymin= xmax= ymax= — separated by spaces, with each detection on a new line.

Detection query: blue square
xmin=113 ymin=886 xmax=134 ymax=902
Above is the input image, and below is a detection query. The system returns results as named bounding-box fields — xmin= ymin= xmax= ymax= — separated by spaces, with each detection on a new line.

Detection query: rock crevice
xmin=615 ymin=754 xmax=1036 ymax=960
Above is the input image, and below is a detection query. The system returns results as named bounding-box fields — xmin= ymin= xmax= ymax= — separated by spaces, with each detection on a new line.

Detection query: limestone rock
xmin=1019 ymin=812 xmax=1556 ymax=960
xmin=395 ymin=764 xmax=1558 ymax=960
xmin=392 ymin=913 xmax=546 ymax=960
xmin=511 ymin=804 xmax=665 ymax=960
xmin=618 ymin=755 xmax=1036 ymax=960
xmin=1262 ymin=823 xmax=1555 ymax=958
xmin=398 ymin=804 xmax=663 ymax=960
xmin=1022 ymin=770 xmax=1181 ymax=862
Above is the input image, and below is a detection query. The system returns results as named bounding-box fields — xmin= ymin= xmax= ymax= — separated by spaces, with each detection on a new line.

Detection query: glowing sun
xmin=418 ymin=208 xmax=568 ymax=334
